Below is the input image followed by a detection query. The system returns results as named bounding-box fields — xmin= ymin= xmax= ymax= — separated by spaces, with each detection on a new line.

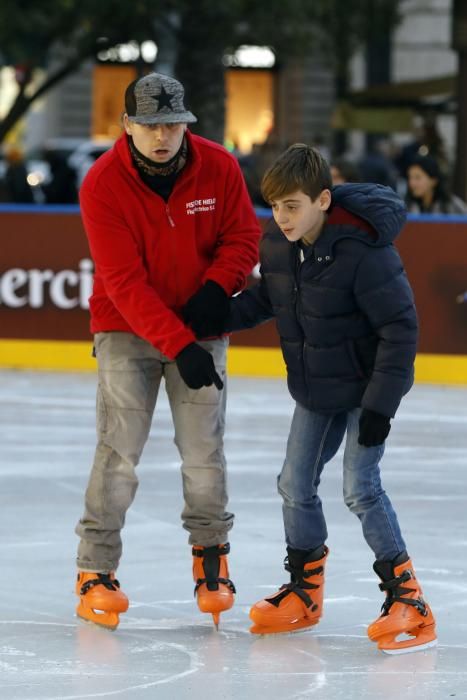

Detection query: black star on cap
xmin=152 ymin=85 xmax=175 ymax=111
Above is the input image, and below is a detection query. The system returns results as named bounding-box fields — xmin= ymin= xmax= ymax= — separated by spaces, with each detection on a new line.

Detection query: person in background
xmin=4 ymin=147 xmax=34 ymax=203
xmin=74 ymin=72 xmax=260 ymax=630
xmin=330 ymin=157 xmax=362 ymax=186
xmin=395 ymin=116 xmax=449 ymax=179
xmin=42 ymin=152 xmax=78 ymax=204
xmin=406 ymin=154 xmax=467 ymax=214
xmin=358 ymin=139 xmax=398 ymax=191
xmin=216 ymin=144 xmax=437 ymax=655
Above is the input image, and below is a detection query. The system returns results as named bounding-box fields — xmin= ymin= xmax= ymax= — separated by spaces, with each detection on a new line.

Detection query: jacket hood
xmin=329 ymin=183 xmax=407 ymax=246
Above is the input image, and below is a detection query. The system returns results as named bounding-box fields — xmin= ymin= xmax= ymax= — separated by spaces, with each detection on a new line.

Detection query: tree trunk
xmin=454 ymin=51 xmax=467 ymax=201
xmin=174 ymin=7 xmax=226 ymax=144
xmin=0 ymin=50 xmax=93 ymax=145
xmin=0 ymin=88 xmax=31 ymax=143
xmin=452 ymin=0 xmax=467 ymax=201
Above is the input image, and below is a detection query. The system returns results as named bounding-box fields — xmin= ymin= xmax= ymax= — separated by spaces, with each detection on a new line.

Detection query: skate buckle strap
xmin=379 ymin=568 xmax=428 ymax=617
xmin=266 ymin=582 xmax=319 ymax=612
xmin=80 ymin=573 xmax=121 ymax=596
xmin=284 ymin=557 xmax=323 ymax=591
xmin=192 ymin=543 xmax=230 ymax=558
xmin=265 ymin=558 xmax=323 ymax=611
xmin=192 ymin=544 xmax=236 ymax=595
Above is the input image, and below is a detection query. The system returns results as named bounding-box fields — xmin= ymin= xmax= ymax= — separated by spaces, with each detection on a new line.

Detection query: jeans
xmin=76 ymin=332 xmax=232 ymax=572
xmin=278 ymin=403 xmax=406 ymax=561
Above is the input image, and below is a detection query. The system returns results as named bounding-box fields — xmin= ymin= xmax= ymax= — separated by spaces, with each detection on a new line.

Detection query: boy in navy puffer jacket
xmin=225 ymin=144 xmax=436 ymax=654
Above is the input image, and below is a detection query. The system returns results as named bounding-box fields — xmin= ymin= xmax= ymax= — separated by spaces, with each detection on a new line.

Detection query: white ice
xmin=0 ymin=370 xmax=466 ymax=700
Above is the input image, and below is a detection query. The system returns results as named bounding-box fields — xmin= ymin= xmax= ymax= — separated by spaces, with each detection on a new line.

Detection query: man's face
xmin=124 ymin=116 xmax=187 ymax=163
xmin=271 ymin=189 xmax=331 ymax=245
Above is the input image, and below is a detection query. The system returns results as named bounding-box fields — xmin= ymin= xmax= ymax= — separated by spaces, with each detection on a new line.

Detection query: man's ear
xmin=320 ymin=189 xmax=332 ymax=212
xmin=123 ymin=114 xmax=132 ymax=136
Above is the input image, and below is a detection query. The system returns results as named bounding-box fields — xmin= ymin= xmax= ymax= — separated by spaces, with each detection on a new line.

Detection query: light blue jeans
xmin=278 ymin=403 xmax=406 ymax=561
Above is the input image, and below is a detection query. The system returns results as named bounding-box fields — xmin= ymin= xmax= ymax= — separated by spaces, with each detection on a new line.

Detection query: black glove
xmin=175 ymin=343 xmax=224 ymax=390
xmin=358 ymin=408 xmax=391 ymax=447
xmin=182 ymin=281 xmax=230 ymax=338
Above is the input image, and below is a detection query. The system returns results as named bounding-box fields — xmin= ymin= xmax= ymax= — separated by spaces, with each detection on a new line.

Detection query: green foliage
xmin=0 ymin=0 xmax=158 ymax=67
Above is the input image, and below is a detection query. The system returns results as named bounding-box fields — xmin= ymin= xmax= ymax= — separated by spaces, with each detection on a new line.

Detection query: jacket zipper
xmin=292 ymin=245 xmax=309 ymax=394
xmin=166 ymin=204 xmax=175 ymax=227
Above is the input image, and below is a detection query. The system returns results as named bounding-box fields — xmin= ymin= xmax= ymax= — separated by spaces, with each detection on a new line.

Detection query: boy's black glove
xmin=358 ymin=409 xmax=391 ymax=447
xmin=182 ymin=280 xmax=230 ymax=338
xmin=175 ymin=342 xmax=224 ymax=390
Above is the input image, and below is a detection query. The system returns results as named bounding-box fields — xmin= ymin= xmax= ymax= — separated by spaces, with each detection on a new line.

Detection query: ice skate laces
xmin=80 ymin=573 xmax=121 ymax=596
xmin=379 ymin=568 xmax=428 ymax=616
xmin=193 ymin=544 xmax=236 ymax=595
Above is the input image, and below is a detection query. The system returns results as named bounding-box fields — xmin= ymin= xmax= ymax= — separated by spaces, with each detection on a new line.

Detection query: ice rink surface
xmin=0 ymin=369 xmax=466 ymax=700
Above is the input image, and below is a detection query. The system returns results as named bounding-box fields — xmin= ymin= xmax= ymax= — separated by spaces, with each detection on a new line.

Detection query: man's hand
xmin=358 ymin=408 xmax=391 ymax=447
xmin=182 ymin=281 xmax=230 ymax=338
xmin=175 ymin=343 xmax=223 ymax=390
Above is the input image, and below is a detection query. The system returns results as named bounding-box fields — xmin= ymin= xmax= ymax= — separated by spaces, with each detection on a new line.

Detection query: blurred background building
xmin=0 ymin=0 xmax=465 ymax=202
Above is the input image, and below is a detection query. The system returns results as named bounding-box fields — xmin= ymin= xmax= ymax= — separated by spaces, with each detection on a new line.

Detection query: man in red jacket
xmin=74 ymin=72 xmax=260 ymax=630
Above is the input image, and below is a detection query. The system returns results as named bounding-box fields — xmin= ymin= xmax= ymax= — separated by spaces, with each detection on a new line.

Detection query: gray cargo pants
xmin=75 ymin=331 xmax=233 ymax=572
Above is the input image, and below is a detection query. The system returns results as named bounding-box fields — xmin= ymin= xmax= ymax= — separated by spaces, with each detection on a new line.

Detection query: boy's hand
xmin=358 ymin=409 xmax=391 ymax=447
xmin=175 ymin=343 xmax=224 ymax=390
xmin=182 ymin=281 xmax=230 ymax=338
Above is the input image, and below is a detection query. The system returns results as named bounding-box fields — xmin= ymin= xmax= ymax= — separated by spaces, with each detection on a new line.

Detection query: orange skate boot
xmin=368 ymin=552 xmax=437 ymax=654
xmin=192 ymin=544 xmax=236 ymax=629
xmin=250 ymin=545 xmax=328 ymax=635
xmin=76 ymin=572 xmax=129 ymax=630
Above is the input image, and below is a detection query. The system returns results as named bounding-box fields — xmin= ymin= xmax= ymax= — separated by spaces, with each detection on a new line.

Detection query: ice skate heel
xmin=249 ymin=545 xmax=328 ymax=635
xmin=75 ymin=572 xmax=129 ymax=630
xmin=192 ymin=544 xmax=236 ymax=629
xmin=368 ymin=552 xmax=437 ymax=654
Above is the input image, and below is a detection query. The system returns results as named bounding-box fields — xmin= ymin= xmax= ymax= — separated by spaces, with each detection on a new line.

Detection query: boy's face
xmin=271 ymin=189 xmax=331 ymax=245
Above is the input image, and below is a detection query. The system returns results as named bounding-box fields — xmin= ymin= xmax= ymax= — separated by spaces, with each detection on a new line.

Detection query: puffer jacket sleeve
xmin=354 ymin=244 xmax=418 ymax=417
xmin=227 ymin=272 xmax=274 ymax=332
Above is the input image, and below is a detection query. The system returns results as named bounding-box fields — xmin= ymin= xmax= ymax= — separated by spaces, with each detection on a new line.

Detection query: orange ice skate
xmin=192 ymin=543 xmax=236 ymax=629
xmin=250 ymin=545 xmax=328 ymax=635
xmin=76 ymin=572 xmax=129 ymax=630
xmin=368 ymin=552 xmax=437 ymax=654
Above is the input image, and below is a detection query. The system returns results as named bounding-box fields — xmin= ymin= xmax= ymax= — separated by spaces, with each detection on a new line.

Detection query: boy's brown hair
xmin=261 ymin=143 xmax=332 ymax=204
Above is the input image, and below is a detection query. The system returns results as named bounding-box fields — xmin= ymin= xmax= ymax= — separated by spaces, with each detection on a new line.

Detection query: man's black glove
xmin=182 ymin=280 xmax=230 ymax=338
xmin=358 ymin=408 xmax=391 ymax=447
xmin=175 ymin=342 xmax=224 ymax=390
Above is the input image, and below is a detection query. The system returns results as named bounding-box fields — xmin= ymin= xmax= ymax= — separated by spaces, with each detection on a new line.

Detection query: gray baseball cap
xmin=125 ymin=72 xmax=197 ymax=125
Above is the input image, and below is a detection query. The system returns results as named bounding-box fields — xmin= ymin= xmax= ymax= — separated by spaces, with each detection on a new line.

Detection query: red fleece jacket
xmin=80 ymin=131 xmax=260 ymax=359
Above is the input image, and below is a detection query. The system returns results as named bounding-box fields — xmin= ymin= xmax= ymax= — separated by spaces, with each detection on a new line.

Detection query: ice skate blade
xmin=212 ymin=612 xmax=220 ymax=630
xmin=380 ymin=638 xmax=438 ymax=655
xmin=250 ymin=619 xmax=318 ymax=636
xmin=76 ymin=603 xmax=120 ymax=630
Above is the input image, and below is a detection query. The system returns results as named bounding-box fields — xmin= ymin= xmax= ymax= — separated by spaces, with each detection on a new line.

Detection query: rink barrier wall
xmin=1 ymin=205 xmax=467 ymax=384
xmin=0 ymin=339 xmax=467 ymax=385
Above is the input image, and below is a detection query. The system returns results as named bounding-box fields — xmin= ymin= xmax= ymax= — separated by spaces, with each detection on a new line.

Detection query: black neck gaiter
xmin=128 ymin=136 xmax=188 ymax=202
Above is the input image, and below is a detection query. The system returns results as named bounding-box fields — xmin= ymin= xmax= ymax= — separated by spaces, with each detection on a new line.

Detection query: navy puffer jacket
xmin=230 ymin=183 xmax=417 ymax=417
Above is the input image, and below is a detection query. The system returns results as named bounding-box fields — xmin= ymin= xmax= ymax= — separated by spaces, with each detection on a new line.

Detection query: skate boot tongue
xmin=373 ymin=551 xmax=409 ymax=581
xmin=192 ymin=544 xmax=236 ymax=628
xmin=287 ymin=544 xmax=327 ymax=570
